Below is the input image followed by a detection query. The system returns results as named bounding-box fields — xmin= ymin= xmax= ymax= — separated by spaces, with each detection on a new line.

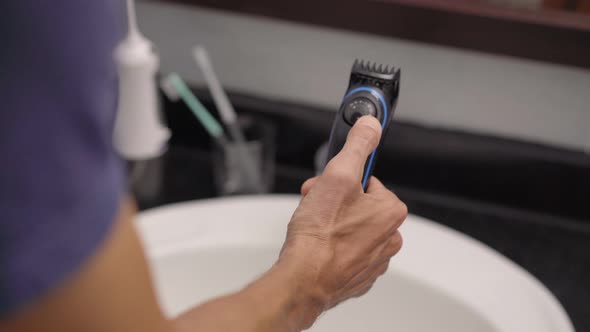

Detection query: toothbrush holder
xmin=212 ymin=115 xmax=276 ymax=195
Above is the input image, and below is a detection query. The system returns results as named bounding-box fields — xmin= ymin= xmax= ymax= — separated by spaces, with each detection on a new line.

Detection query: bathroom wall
xmin=137 ymin=0 xmax=590 ymax=152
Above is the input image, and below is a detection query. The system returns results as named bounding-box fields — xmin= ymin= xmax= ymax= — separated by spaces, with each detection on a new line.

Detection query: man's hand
xmin=279 ymin=116 xmax=408 ymax=329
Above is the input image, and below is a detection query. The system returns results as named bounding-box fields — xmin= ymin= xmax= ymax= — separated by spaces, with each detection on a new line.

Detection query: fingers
xmin=324 ymin=116 xmax=382 ymax=184
xmin=346 ymin=260 xmax=390 ymax=302
xmin=351 ymin=233 xmax=402 ymax=302
xmin=366 ymin=177 xmax=408 ymax=230
xmin=365 ymin=176 xmax=389 ymax=195
xmin=300 ymin=176 xmax=319 ymax=196
xmin=369 ymin=231 xmax=403 ymax=269
xmin=346 ymin=230 xmax=402 ymax=292
xmin=381 ymin=231 xmax=403 ymax=261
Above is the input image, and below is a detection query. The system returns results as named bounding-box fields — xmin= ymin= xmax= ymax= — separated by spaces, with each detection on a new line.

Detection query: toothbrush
xmin=191 ymin=46 xmax=242 ymax=140
xmin=161 ymin=73 xmax=263 ymax=193
xmin=192 ymin=46 xmax=264 ymax=193
xmin=160 ymin=73 xmax=226 ymax=144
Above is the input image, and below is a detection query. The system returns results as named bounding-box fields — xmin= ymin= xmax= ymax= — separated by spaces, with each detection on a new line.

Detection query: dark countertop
xmin=133 ymin=88 xmax=590 ymax=330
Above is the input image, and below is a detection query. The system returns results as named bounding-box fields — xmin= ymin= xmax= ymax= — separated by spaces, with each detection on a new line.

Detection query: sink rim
xmin=137 ymin=194 xmax=574 ymax=332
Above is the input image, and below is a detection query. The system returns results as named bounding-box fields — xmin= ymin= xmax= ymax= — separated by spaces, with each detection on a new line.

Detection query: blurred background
xmin=127 ymin=0 xmax=589 ymax=330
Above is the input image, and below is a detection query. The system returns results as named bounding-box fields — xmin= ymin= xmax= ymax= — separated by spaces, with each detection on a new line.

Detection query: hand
xmin=278 ymin=116 xmax=408 ymax=330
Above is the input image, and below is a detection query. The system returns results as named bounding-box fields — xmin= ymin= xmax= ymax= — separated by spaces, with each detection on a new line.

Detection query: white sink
xmin=137 ymin=195 xmax=573 ymax=332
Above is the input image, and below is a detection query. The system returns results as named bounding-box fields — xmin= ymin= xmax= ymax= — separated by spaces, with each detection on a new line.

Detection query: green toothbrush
xmin=161 ymin=73 xmax=226 ymax=142
xmin=161 ymin=73 xmax=265 ymax=194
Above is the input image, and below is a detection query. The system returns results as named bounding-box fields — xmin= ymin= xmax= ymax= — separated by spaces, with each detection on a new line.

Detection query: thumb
xmin=325 ymin=116 xmax=382 ymax=182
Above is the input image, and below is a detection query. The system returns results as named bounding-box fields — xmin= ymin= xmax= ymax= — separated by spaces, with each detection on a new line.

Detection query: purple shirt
xmin=0 ymin=1 xmax=125 ymax=314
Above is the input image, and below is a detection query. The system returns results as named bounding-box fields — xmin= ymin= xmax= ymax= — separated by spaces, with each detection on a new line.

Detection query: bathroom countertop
xmin=135 ymin=146 xmax=589 ymax=331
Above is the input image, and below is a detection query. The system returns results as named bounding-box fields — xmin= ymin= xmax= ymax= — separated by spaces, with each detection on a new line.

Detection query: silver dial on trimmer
xmin=343 ymin=97 xmax=378 ymax=125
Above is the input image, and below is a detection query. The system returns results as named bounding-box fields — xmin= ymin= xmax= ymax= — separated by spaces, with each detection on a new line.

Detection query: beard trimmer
xmin=325 ymin=59 xmax=401 ymax=191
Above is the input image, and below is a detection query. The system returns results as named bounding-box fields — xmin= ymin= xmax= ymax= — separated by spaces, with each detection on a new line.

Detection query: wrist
xmin=277 ymin=258 xmax=327 ymax=329
xmin=242 ymin=258 xmax=325 ymax=331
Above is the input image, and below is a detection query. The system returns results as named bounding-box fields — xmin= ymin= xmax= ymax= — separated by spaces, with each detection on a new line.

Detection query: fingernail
xmin=357 ymin=116 xmax=381 ymax=132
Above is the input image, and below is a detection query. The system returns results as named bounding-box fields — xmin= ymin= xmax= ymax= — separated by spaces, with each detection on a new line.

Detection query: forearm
xmin=0 ymin=199 xmax=315 ymax=332
xmin=173 ymin=260 xmax=322 ymax=332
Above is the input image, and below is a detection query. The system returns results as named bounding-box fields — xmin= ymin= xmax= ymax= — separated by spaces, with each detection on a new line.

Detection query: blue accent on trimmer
xmin=343 ymin=87 xmax=389 ymax=190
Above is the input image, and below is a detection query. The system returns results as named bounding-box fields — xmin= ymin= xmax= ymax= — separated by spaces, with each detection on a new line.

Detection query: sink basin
xmin=137 ymin=195 xmax=573 ymax=332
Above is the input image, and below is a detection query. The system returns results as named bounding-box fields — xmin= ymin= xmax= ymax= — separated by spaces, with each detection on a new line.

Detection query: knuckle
xmin=383 ymin=198 xmax=407 ymax=226
xmin=391 ymin=243 xmax=402 ymax=257
xmin=384 ymin=206 xmax=399 ymax=225
xmin=382 ymin=198 xmax=399 ymax=215
xmin=391 ymin=232 xmax=403 ymax=250
xmin=385 ymin=238 xmax=402 ymax=257
xmin=358 ymin=284 xmax=374 ymax=297
xmin=398 ymin=202 xmax=409 ymax=219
